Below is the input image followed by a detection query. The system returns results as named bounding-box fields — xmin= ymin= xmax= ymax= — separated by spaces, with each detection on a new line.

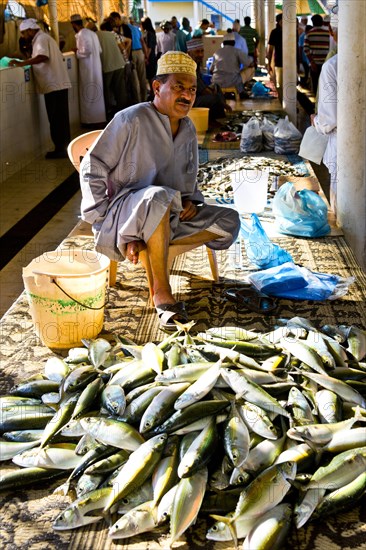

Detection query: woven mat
xmin=1 ymin=233 xmax=366 ymax=549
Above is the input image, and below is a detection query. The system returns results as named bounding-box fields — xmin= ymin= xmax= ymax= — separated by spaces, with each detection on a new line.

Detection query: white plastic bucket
xmin=22 ymin=249 xmax=110 ymax=350
xmin=231 ymin=169 xmax=269 ymax=213
xmin=188 ymin=108 xmax=209 ymax=133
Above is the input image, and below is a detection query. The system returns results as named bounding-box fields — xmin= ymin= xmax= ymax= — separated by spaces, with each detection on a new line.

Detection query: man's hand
xmin=8 ymin=59 xmax=24 ymax=67
xmin=180 ymin=200 xmax=199 ymax=221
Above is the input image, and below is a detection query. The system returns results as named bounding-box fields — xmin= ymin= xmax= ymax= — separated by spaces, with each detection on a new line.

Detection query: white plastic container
xmin=230 ymin=169 xmax=268 ymax=213
xmin=23 ymin=249 xmax=110 ymax=350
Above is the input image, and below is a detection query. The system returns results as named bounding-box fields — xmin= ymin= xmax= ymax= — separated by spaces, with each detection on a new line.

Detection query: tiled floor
xmin=0 ymin=155 xmax=81 ymax=317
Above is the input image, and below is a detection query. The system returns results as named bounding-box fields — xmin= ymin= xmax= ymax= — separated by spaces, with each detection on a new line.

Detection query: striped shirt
xmin=303 ymin=26 xmax=330 ymax=66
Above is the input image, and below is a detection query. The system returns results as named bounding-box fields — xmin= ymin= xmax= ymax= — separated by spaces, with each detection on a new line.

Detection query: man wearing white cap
xmin=210 ymin=30 xmax=250 ymax=98
xmin=9 ymin=19 xmax=71 ymax=158
xmin=79 ymin=51 xmax=240 ymax=329
xmin=70 ymin=14 xmax=106 ymax=126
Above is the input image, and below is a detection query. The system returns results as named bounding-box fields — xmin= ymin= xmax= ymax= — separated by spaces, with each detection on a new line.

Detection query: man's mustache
xmin=176 ymin=99 xmax=191 ymax=105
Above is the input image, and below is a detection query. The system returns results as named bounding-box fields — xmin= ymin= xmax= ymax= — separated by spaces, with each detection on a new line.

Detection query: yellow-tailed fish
xmin=239 ymin=402 xmax=279 ymax=439
xmin=307 ymin=446 xmax=366 ymax=489
xmin=280 ymin=338 xmax=327 ymax=375
xmin=0 ymin=466 xmax=64 ymax=491
xmin=223 ymin=403 xmax=250 ymax=468
xmin=313 ymin=471 xmax=366 ymax=518
xmin=149 ymin=400 xmax=229 ymax=435
xmin=169 ymin=467 xmax=208 ymax=546
xmin=80 ymin=416 xmax=145 ymax=450
xmin=220 ymin=367 xmax=291 ymax=418
xmin=298 ymin=371 xmax=366 ymax=408
xmin=141 ymin=342 xmax=165 ymax=375
xmin=109 ymin=500 xmax=158 ymax=539
xmin=40 ymin=394 xmax=79 ymax=449
xmin=104 ymin=434 xmax=167 ymax=511
xmin=0 ymin=437 xmax=41 ymax=461
xmin=117 ymin=481 xmax=154 ymax=514
xmin=120 ymin=386 xmax=165 ymax=425
xmin=206 ymin=511 xmax=257 ymax=542
xmin=173 ymin=361 xmax=221 ymax=410
xmin=294 ymin=487 xmax=327 ymax=528
xmin=243 ymin=503 xmax=292 ymax=550
xmin=152 ymin=444 xmax=179 ymax=505
xmin=314 ymin=389 xmax=342 ymax=423
xmin=53 ymin=486 xmax=112 ymax=530
xmin=100 ymin=384 xmax=126 ymax=416
xmin=178 ymin=418 xmax=218 ymax=478
xmin=88 ymin=337 xmax=112 ymax=368
xmin=44 ymin=356 xmax=70 ymax=383
xmin=139 ymin=383 xmax=190 ymax=433
xmin=13 ymin=442 xmax=80 ymax=470
xmin=322 ymin=427 xmax=366 ymax=452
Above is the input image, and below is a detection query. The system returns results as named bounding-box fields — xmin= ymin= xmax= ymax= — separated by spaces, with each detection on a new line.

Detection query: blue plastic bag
xmin=248 ymin=261 xmax=355 ymax=301
xmin=251 ymin=82 xmax=270 ymax=97
xmin=272 ymin=182 xmax=331 ymax=237
xmin=241 ymin=214 xmax=293 ymax=269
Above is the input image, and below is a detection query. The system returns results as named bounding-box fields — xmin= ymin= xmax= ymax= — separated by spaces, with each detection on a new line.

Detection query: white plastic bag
xmin=299 ymin=126 xmax=329 ymax=165
xmin=274 ymin=116 xmax=302 ymax=154
xmin=240 ymin=117 xmax=263 ymax=153
xmin=261 ymin=117 xmax=275 ymax=151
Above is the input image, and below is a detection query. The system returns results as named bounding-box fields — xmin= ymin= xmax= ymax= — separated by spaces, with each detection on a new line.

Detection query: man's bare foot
xmin=126 ymin=240 xmax=146 ymax=264
xmin=153 ymin=288 xmax=176 ymax=308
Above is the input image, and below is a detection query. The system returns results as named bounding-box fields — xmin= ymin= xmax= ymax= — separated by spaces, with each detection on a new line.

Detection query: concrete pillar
xmin=193 ymin=1 xmax=200 ymax=30
xmin=256 ymin=0 xmax=266 ymax=65
xmin=97 ymin=0 xmax=104 ymax=24
xmin=337 ymin=0 xmax=366 ymax=269
xmin=282 ymin=0 xmax=297 ymax=124
xmin=266 ymin=0 xmax=277 ymax=44
xmin=48 ymin=0 xmax=59 ymax=44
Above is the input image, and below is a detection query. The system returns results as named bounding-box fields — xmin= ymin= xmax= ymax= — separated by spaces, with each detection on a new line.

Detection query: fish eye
xmin=211 ymin=525 xmax=218 ymax=531
xmin=122 ymin=498 xmax=129 ymax=504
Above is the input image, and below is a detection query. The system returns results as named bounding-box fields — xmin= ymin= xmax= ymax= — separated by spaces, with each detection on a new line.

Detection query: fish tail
xmin=209 ymin=514 xmax=238 ymax=547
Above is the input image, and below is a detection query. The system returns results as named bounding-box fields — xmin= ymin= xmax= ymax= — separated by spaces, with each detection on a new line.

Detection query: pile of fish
xmin=1 ymin=317 xmax=366 ymax=548
xmin=197 ymin=156 xmax=305 ymax=202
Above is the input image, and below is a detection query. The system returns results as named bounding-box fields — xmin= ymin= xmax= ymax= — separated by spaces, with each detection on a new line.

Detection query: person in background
xmin=141 ymin=17 xmax=157 ymax=98
xmin=210 ymin=30 xmax=250 ymax=99
xmin=303 ymin=14 xmax=330 ymax=94
xmin=79 ymin=51 xmax=240 ymax=329
xmin=311 ymin=53 xmax=338 ymax=213
xmin=267 ymin=13 xmax=283 ymax=101
xmin=298 ymin=15 xmax=308 ymax=34
xmin=109 ymin=11 xmax=133 ymax=46
xmin=171 ymin=16 xmax=188 ymax=52
xmin=238 ymin=16 xmax=260 ymax=66
xmin=128 ymin=15 xmax=148 ymax=102
xmin=181 ymin=17 xmax=192 ymax=40
xmin=192 ymin=18 xmax=210 ymax=38
xmin=9 ymin=18 xmax=71 ymax=159
xmin=298 ymin=24 xmax=312 ymax=88
xmin=70 ymin=14 xmax=106 ymax=127
xmin=96 ymin=18 xmax=129 ymax=118
xmin=231 ymin=21 xmax=248 ymax=56
xmin=187 ymin=38 xmax=231 ymax=122
xmin=156 ymin=20 xmax=176 ymax=58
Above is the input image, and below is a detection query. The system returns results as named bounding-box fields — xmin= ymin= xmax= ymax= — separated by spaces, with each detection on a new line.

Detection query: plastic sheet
xmin=248 ymin=261 xmax=355 ymax=301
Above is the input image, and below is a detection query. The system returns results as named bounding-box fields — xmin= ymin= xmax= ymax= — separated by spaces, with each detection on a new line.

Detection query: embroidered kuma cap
xmin=156 ymin=51 xmax=197 ymax=77
xmin=19 ymin=18 xmax=40 ymax=32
